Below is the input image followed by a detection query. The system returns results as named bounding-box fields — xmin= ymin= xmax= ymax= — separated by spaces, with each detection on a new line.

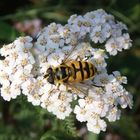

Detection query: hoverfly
xmin=44 ymin=45 xmax=132 ymax=108
xmin=44 ymin=45 xmax=97 ymax=94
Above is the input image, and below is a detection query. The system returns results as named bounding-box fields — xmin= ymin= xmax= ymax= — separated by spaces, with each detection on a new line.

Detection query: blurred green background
xmin=0 ymin=0 xmax=140 ymax=140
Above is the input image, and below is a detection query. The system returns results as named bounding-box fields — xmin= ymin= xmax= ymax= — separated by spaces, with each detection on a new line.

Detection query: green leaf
xmin=0 ymin=21 xmax=20 ymax=41
xmin=40 ymin=130 xmax=82 ymax=140
xmin=40 ymin=134 xmax=58 ymax=140
xmin=109 ymin=115 xmax=140 ymax=140
xmin=41 ymin=12 xmax=68 ymax=22
xmin=87 ymin=132 xmax=98 ymax=140
xmin=63 ymin=114 xmax=77 ymax=137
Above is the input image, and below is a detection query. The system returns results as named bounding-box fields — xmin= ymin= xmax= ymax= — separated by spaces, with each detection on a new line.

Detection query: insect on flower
xmin=43 ymin=44 xmax=132 ymax=108
xmin=44 ymin=45 xmax=97 ymax=94
xmin=0 ymin=9 xmax=134 ymax=134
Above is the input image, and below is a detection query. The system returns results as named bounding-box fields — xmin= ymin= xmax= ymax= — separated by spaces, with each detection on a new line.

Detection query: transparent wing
xmin=122 ymin=93 xmax=133 ymax=109
xmin=67 ymin=83 xmax=89 ymax=95
xmin=62 ymin=44 xmax=90 ymax=64
xmin=66 ymin=81 xmax=103 ymax=96
xmin=62 ymin=45 xmax=78 ymax=64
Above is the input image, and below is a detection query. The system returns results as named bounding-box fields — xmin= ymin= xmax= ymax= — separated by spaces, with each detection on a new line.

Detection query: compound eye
xmin=47 ymin=67 xmax=53 ymax=74
xmin=47 ymin=76 xmax=54 ymax=84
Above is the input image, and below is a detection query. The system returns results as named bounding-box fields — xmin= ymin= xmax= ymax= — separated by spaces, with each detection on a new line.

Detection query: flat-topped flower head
xmin=0 ymin=9 xmax=133 ymax=134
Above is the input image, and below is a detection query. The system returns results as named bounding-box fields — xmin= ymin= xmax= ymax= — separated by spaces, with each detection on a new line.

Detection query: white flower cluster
xmin=0 ymin=37 xmax=35 ymax=101
xmin=0 ymin=9 xmax=133 ymax=134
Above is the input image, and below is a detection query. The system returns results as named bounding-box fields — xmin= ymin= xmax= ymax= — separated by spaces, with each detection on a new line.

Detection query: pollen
xmin=111 ymin=43 xmax=117 ymax=49
xmin=3 ymin=60 xmax=9 ymax=67
xmin=40 ymin=37 xmax=47 ymax=46
xmin=45 ymin=99 xmax=52 ymax=106
xmin=33 ymin=93 xmax=39 ymax=99
xmin=100 ymin=77 xmax=109 ymax=84
xmin=85 ymin=96 xmax=93 ymax=104
xmin=11 ymin=52 xmax=18 ymax=59
xmin=91 ymin=112 xmax=98 ymax=119
xmin=21 ymin=58 xmax=28 ymax=66
xmin=59 ymin=93 xmax=66 ymax=101
xmin=20 ymin=74 xmax=28 ymax=81
xmin=80 ymin=108 xmax=87 ymax=115
xmin=95 ymin=31 xmax=101 ymax=37
xmin=59 ymin=105 xmax=66 ymax=112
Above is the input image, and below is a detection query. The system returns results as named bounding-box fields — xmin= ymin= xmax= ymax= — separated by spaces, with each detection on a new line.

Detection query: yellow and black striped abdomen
xmin=67 ymin=61 xmax=96 ymax=83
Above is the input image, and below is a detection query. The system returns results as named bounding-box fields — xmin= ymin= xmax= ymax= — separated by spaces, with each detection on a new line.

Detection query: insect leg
xmin=57 ymin=83 xmax=61 ymax=90
xmin=48 ymin=86 xmax=56 ymax=96
xmin=65 ymin=84 xmax=69 ymax=92
xmin=91 ymin=83 xmax=104 ymax=88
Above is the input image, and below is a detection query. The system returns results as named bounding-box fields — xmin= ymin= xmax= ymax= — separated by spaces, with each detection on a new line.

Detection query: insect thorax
xmin=54 ymin=65 xmax=71 ymax=83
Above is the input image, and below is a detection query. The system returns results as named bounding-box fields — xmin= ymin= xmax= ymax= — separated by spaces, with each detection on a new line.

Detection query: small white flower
xmin=94 ymin=73 xmax=115 ymax=86
xmin=27 ymin=93 xmax=41 ymax=106
xmin=87 ymin=119 xmax=107 ymax=134
xmin=90 ymin=26 xmax=102 ymax=43
xmin=74 ymin=105 xmax=88 ymax=122
xmin=102 ymin=23 xmax=112 ymax=38
xmin=35 ymin=34 xmax=48 ymax=52
xmin=113 ymin=71 xmax=127 ymax=84
xmin=10 ymin=83 xmax=21 ymax=97
xmin=116 ymin=33 xmax=132 ymax=50
xmin=88 ymin=87 xmax=103 ymax=100
xmin=40 ymin=93 xmax=52 ymax=109
xmin=107 ymin=107 xmax=121 ymax=122
xmin=0 ymin=43 xmax=14 ymax=56
xmin=1 ymin=84 xmax=20 ymax=101
xmin=68 ymin=14 xmax=78 ymax=24
xmin=14 ymin=36 xmax=33 ymax=49
xmin=53 ymin=103 xmax=72 ymax=120
xmin=84 ymin=9 xmax=107 ymax=25
xmin=105 ymin=38 xmax=122 ymax=55
xmin=89 ymin=101 xmax=109 ymax=116
xmin=105 ymin=82 xmax=123 ymax=96
xmin=68 ymin=15 xmax=91 ymax=38
xmin=21 ymin=78 xmax=36 ymax=95
xmin=0 ymin=71 xmax=10 ymax=86
xmin=1 ymin=85 xmax=11 ymax=101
